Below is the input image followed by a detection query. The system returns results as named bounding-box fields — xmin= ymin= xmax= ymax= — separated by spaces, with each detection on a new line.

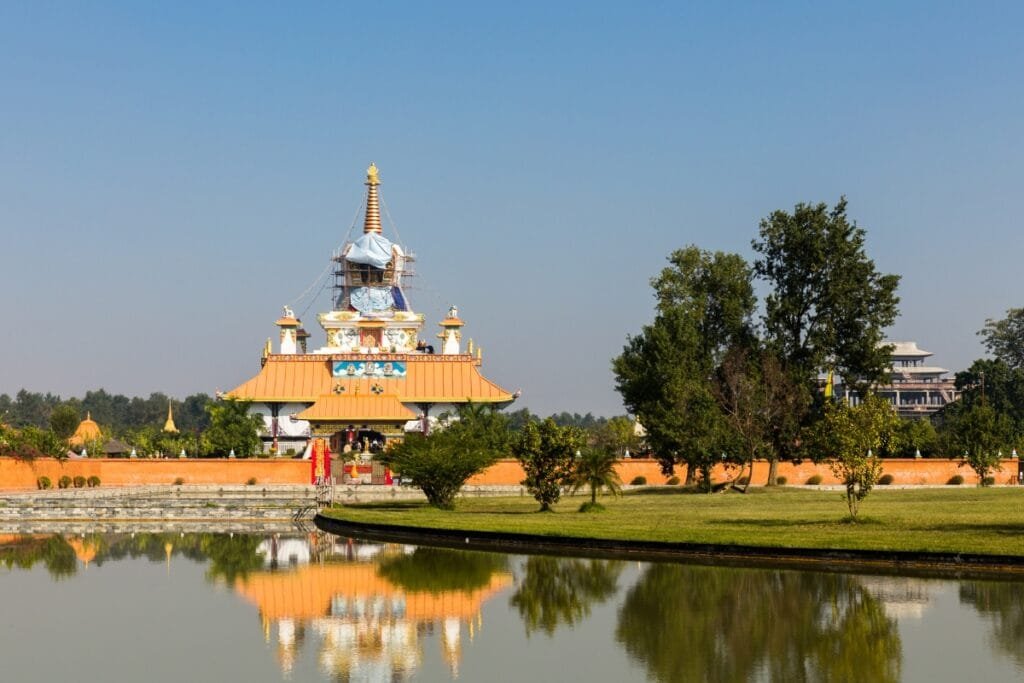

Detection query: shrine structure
xmin=227 ymin=164 xmax=515 ymax=454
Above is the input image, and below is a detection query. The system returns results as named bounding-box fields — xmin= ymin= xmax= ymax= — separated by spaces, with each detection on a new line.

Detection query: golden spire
xmin=363 ymin=163 xmax=382 ymax=234
xmin=163 ymin=402 xmax=178 ymax=433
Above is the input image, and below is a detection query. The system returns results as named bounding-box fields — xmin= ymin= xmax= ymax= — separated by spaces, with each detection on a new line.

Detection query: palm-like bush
xmin=570 ymin=449 xmax=622 ymax=509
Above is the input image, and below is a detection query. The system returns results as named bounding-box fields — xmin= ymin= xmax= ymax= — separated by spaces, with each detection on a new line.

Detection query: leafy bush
xmin=578 ymin=501 xmax=606 ymax=513
xmin=947 ymin=475 xmax=964 ymax=486
xmin=776 ymin=476 xmax=788 ymax=485
xmin=380 ymin=406 xmax=510 ymax=510
xmin=630 ymin=476 xmax=647 ymax=486
xmin=514 ymin=418 xmax=585 ymax=512
xmin=246 ymin=477 xmax=257 ymax=486
xmin=86 ymin=476 xmax=100 ymax=488
xmin=805 ymin=474 xmax=823 ymax=485
xmin=37 ymin=476 xmax=52 ymax=490
xmin=58 ymin=475 xmax=72 ymax=489
xmin=285 ymin=448 xmax=296 ymax=456
xmin=982 ymin=476 xmax=995 ymax=487
xmin=173 ymin=477 xmax=185 ymax=486
xmin=666 ymin=476 xmax=680 ymax=485
xmin=878 ymin=474 xmax=894 ymax=485
xmin=72 ymin=476 xmax=86 ymax=488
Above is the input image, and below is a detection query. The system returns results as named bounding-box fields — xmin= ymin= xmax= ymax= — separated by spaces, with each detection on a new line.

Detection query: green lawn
xmin=322 ymin=487 xmax=1024 ymax=557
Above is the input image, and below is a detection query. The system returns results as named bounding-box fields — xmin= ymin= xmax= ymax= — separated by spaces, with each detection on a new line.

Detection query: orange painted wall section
xmin=0 ymin=458 xmax=309 ymax=490
xmin=467 ymin=458 xmax=1023 ymax=486
xmin=1 ymin=456 xmax=1020 ymax=490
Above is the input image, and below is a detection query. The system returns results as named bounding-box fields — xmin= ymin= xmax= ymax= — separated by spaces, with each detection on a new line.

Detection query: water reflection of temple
xmin=236 ymin=536 xmax=512 ymax=679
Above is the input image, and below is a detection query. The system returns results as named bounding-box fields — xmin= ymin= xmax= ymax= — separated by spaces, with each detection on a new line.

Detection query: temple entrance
xmin=331 ymin=426 xmax=387 ymax=456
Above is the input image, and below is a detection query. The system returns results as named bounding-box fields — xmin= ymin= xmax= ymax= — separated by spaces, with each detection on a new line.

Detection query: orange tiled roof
xmin=275 ymin=316 xmax=299 ymax=326
xmin=235 ymin=563 xmax=512 ymax=621
xmin=296 ymin=394 xmax=416 ymax=421
xmin=227 ymin=355 xmax=514 ymax=404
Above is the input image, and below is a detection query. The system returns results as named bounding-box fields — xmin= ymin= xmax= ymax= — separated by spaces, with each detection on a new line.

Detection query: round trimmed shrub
xmin=947 ymin=475 xmax=964 ymax=486
xmin=36 ymin=476 xmax=52 ymax=490
xmin=630 ymin=476 xmax=647 ymax=486
xmin=86 ymin=476 xmax=100 ymax=488
xmin=173 ymin=477 xmax=185 ymax=486
xmin=72 ymin=476 xmax=86 ymax=488
xmin=805 ymin=474 xmax=823 ymax=486
xmin=58 ymin=475 xmax=72 ymax=489
xmin=878 ymin=474 xmax=894 ymax=485
xmin=982 ymin=476 xmax=995 ymax=487
xmin=666 ymin=476 xmax=680 ymax=485
xmin=776 ymin=476 xmax=788 ymax=485
xmin=246 ymin=477 xmax=257 ymax=486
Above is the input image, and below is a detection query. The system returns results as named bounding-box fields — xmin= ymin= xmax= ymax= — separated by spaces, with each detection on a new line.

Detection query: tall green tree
xmin=513 ymin=418 xmax=585 ymax=511
xmin=203 ymin=398 xmax=263 ymax=457
xmin=752 ymin=197 xmax=900 ymax=398
xmin=614 ymin=247 xmax=755 ymax=486
xmin=979 ymin=308 xmax=1024 ymax=370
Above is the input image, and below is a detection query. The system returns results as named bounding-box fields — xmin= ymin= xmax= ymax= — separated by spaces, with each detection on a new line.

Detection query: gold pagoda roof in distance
xmin=70 ymin=412 xmax=101 ymax=446
xmin=227 ymin=354 xmax=514 ymax=404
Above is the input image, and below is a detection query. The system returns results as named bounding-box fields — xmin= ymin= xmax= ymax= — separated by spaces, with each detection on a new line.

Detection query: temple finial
xmin=163 ymin=402 xmax=178 ymax=433
xmin=363 ymin=163 xmax=383 ymax=233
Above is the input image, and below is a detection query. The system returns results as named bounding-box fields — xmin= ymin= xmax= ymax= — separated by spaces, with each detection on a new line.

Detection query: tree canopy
xmin=979 ymin=308 xmax=1024 ymax=370
xmin=752 ymin=197 xmax=900 ymax=396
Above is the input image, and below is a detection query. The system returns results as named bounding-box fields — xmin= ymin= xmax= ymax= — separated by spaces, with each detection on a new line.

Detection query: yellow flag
xmin=824 ymin=370 xmax=834 ymax=398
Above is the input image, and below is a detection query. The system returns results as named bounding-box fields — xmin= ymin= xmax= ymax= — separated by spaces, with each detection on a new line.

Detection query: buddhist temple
xmin=228 ymin=164 xmax=516 ymax=453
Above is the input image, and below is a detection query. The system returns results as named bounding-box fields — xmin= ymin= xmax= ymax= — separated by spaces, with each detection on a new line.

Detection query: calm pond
xmin=1 ymin=528 xmax=1021 ymax=682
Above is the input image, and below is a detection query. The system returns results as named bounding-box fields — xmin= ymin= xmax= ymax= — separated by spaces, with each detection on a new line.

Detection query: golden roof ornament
xmin=363 ymin=163 xmax=383 ymax=233
xmin=163 ymin=403 xmax=178 ymax=433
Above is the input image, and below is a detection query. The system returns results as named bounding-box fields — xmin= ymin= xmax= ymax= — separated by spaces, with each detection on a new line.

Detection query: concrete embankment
xmin=0 ymin=485 xmax=316 ymax=522
xmin=0 ymin=484 xmax=526 ymax=522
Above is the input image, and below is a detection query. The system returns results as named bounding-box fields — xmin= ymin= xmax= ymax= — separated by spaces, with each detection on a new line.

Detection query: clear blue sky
xmin=1 ymin=2 xmax=1021 ymax=417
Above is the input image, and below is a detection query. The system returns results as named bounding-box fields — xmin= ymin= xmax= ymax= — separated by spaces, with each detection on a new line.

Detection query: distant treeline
xmin=0 ymin=389 xmax=212 ymax=434
xmin=0 ymin=389 xmax=626 ymax=440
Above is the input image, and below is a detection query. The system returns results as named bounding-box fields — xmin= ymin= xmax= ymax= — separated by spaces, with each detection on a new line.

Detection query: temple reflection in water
xmin=238 ymin=535 xmax=513 ymax=679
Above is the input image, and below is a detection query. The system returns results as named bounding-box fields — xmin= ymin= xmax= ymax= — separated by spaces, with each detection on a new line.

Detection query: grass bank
xmin=321 ymin=487 xmax=1024 ymax=557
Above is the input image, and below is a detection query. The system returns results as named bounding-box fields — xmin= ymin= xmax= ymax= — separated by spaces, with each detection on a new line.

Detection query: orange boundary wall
xmin=2 ymin=456 xmax=1021 ymax=490
xmin=0 ymin=458 xmax=309 ymax=490
xmin=468 ymin=458 xmax=1024 ymax=487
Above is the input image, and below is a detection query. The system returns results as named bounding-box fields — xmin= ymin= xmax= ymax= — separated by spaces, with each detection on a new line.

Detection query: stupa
xmin=227 ymin=164 xmax=515 ymax=453
xmin=69 ymin=412 xmax=102 ymax=448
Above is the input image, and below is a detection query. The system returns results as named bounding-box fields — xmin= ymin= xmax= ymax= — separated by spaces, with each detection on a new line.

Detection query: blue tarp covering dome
xmin=345 ymin=232 xmax=393 ymax=269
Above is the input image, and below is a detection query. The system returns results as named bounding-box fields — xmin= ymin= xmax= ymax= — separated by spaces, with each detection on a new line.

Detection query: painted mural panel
xmin=332 ymin=360 xmax=407 ymax=379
